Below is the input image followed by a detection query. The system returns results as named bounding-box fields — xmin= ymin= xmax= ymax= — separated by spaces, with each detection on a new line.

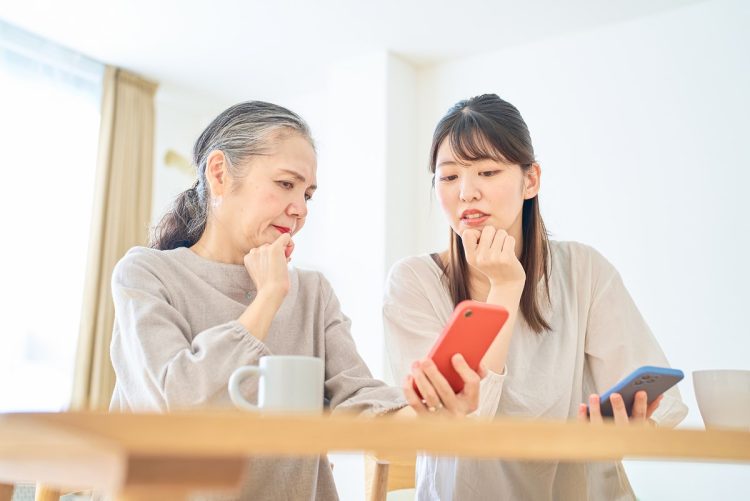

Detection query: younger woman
xmin=385 ymin=94 xmax=688 ymax=500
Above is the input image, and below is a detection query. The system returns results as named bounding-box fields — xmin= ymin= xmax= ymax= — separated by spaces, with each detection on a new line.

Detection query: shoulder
xmin=386 ymin=255 xmax=440 ymax=285
xmin=112 ymin=246 xmax=183 ymax=287
xmin=550 ymin=240 xmax=616 ymax=275
xmin=549 ymin=240 xmax=620 ymax=296
xmin=114 ymin=246 xmax=162 ymax=276
xmin=384 ymin=254 xmax=446 ymax=306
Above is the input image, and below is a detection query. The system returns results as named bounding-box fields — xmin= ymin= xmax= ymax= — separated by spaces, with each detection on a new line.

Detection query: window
xmin=0 ymin=20 xmax=103 ymax=411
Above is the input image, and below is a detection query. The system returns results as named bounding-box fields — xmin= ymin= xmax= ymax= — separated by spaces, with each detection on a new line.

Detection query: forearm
xmin=481 ymin=285 xmax=522 ymax=373
xmin=111 ymin=319 xmax=271 ymax=411
xmin=237 ymin=290 xmax=285 ymax=341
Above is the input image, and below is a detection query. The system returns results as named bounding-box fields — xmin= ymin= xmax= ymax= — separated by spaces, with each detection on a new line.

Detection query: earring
xmin=211 ymin=196 xmax=223 ymax=209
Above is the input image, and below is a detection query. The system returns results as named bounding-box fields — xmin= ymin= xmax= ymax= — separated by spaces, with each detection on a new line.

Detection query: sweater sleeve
xmin=383 ymin=258 xmax=506 ymax=418
xmin=109 ymin=249 xmax=271 ymax=412
xmin=317 ymin=274 xmax=407 ymax=416
xmin=584 ymin=250 xmax=688 ymax=428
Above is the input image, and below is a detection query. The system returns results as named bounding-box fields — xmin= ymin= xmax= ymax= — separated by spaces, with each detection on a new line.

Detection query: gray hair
xmin=151 ymin=101 xmax=314 ymax=250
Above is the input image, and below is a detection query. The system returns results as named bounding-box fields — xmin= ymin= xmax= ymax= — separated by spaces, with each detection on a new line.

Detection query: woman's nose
xmin=459 ymin=179 xmax=480 ymax=202
xmin=287 ymin=199 xmax=308 ymax=219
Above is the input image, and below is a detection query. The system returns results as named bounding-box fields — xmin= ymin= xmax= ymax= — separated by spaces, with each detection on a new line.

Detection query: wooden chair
xmin=364 ymin=454 xmax=416 ymax=501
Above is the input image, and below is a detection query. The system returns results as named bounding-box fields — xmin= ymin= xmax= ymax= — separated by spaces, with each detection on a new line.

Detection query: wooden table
xmin=1 ymin=411 xmax=748 ymax=499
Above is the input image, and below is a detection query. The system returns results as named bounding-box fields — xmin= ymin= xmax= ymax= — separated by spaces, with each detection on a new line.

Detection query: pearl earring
xmin=212 ymin=196 xmax=223 ymax=209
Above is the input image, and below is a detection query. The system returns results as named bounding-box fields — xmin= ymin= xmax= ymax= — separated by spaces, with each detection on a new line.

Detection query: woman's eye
xmin=305 ymin=193 xmax=313 ymax=202
xmin=277 ymin=180 xmax=294 ymax=189
xmin=439 ymin=175 xmax=457 ymax=182
xmin=479 ymin=170 xmax=501 ymax=177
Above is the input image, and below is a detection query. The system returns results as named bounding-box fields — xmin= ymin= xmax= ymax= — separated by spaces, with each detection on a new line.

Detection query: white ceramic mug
xmin=693 ymin=369 xmax=750 ymax=431
xmin=228 ymin=355 xmax=325 ymax=413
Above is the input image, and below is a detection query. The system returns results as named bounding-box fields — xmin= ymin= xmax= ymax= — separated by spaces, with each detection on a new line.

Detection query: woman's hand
xmin=462 ymin=227 xmax=525 ymax=291
xmin=243 ymin=233 xmax=292 ymax=300
xmin=237 ymin=233 xmax=292 ymax=340
xmin=403 ymin=354 xmax=485 ymax=417
xmin=578 ymin=391 xmax=663 ymax=426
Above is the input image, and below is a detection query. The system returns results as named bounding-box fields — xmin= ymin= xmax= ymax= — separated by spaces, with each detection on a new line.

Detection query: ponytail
xmin=150 ymin=181 xmax=207 ymax=250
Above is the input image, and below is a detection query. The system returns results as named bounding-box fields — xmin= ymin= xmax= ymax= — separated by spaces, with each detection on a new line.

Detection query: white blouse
xmin=383 ymin=240 xmax=688 ymax=501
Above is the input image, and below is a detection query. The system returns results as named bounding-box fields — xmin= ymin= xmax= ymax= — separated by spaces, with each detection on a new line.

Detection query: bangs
xmin=431 ymin=106 xmax=534 ymax=172
xmin=449 ymin=122 xmax=507 ymax=164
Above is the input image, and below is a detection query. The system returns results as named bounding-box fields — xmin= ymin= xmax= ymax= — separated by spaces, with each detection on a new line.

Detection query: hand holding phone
xmin=413 ymin=300 xmax=509 ymax=397
xmin=587 ymin=366 xmax=684 ymax=419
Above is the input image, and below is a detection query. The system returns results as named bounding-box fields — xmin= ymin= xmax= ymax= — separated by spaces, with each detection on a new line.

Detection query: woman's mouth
xmin=460 ymin=210 xmax=490 ymax=226
xmin=272 ymin=225 xmax=291 ymax=234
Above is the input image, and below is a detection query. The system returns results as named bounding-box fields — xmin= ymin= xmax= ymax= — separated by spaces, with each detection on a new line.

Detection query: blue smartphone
xmin=591 ymin=366 xmax=684 ymax=417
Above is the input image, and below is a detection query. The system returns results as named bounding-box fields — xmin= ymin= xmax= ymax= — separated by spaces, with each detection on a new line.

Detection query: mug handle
xmin=228 ymin=366 xmax=263 ymax=411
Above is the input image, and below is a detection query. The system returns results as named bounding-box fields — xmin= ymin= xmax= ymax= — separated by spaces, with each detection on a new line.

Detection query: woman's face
xmin=434 ymin=138 xmax=539 ymax=240
xmin=213 ymin=133 xmax=317 ymax=257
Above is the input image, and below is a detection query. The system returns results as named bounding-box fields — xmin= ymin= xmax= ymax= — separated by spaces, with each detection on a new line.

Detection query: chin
xmin=454 ymin=222 xmax=488 ymax=232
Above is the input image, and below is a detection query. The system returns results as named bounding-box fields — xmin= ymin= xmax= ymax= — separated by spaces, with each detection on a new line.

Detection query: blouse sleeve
xmin=383 ymin=258 xmax=506 ymax=418
xmin=110 ymin=250 xmax=270 ymax=412
xmin=318 ymin=275 xmax=407 ymax=416
xmin=584 ymin=250 xmax=688 ymax=427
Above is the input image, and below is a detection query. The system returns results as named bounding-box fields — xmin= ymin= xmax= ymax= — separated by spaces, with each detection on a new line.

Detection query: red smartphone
xmin=414 ymin=300 xmax=509 ymax=397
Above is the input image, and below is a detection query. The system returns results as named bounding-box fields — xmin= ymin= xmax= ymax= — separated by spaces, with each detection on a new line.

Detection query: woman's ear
xmin=523 ymin=163 xmax=541 ymax=200
xmin=205 ymin=150 xmax=228 ymax=199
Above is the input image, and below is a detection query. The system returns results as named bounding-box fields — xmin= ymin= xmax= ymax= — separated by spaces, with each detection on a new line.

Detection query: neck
xmin=191 ymin=223 xmax=244 ymax=265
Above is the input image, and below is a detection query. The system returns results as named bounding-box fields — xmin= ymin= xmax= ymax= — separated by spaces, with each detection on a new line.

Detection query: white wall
xmin=416 ymin=0 xmax=750 ymax=498
xmin=152 ymin=82 xmax=231 ymax=224
xmin=151 ymin=2 xmax=749 ymax=496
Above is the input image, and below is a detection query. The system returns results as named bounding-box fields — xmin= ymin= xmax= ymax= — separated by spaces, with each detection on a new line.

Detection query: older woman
xmin=109 ymin=101 xmax=417 ymax=500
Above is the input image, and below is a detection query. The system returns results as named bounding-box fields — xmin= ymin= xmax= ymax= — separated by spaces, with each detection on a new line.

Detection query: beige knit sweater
xmin=110 ymin=246 xmax=406 ymax=501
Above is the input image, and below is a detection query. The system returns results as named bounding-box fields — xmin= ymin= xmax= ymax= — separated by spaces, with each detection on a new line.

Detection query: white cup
xmin=693 ymin=369 xmax=750 ymax=431
xmin=228 ymin=355 xmax=325 ymax=414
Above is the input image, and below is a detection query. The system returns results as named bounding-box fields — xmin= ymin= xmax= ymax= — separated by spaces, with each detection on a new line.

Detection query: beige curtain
xmin=71 ymin=66 xmax=158 ymax=411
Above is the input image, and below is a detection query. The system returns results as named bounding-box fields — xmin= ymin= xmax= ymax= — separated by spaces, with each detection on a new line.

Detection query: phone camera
xmin=464 ymin=310 xmax=473 ymax=318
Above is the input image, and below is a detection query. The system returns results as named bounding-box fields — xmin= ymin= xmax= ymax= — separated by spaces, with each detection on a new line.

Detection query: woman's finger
xmin=420 ymin=359 xmax=458 ymax=410
xmin=451 ymin=354 xmax=481 ymax=402
xmin=577 ymin=403 xmax=589 ymax=422
xmin=272 ymin=232 xmax=292 ymax=253
xmin=412 ymin=365 xmax=441 ymax=410
xmin=610 ymin=393 xmax=629 ymax=426
xmin=488 ymin=228 xmax=506 ymax=254
xmin=646 ymin=394 xmax=664 ymax=418
xmin=403 ymin=376 xmax=427 ymax=415
xmin=284 ymin=239 xmax=295 ymax=260
xmin=477 ymin=226 xmax=496 ymax=255
xmin=461 ymin=229 xmax=481 ymax=265
xmin=588 ymin=394 xmax=604 ymax=425
xmin=630 ymin=391 xmax=648 ymax=421
xmin=501 ymin=235 xmax=516 ymax=256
